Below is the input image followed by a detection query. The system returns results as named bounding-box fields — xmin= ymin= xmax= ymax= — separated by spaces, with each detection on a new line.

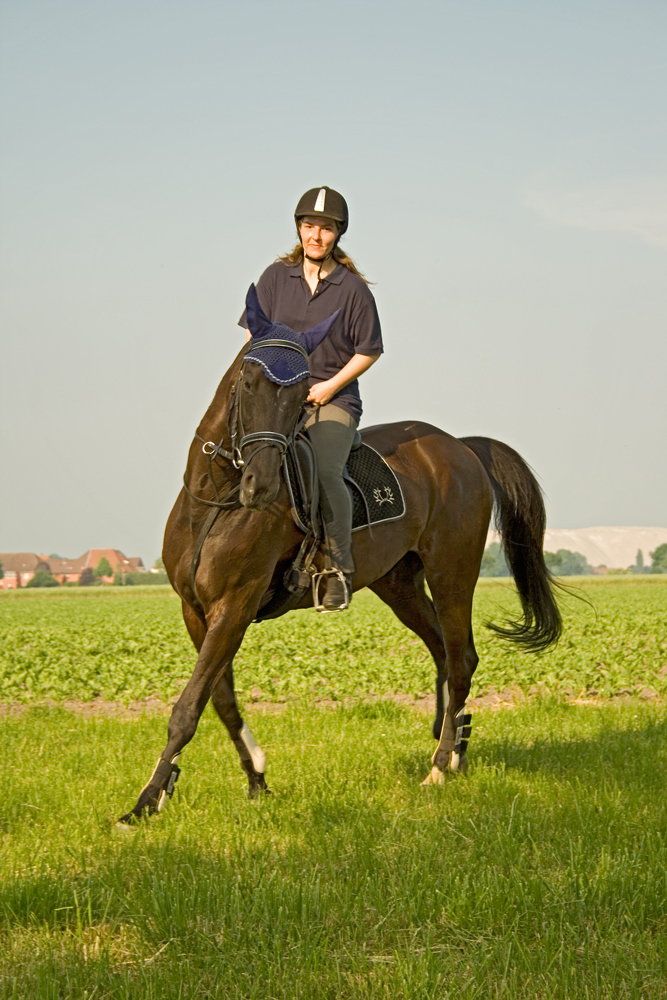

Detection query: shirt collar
xmin=289 ymin=263 xmax=345 ymax=285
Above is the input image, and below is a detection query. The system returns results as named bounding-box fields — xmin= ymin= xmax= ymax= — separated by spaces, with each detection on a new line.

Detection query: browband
xmin=246 ymin=338 xmax=308 ymax=360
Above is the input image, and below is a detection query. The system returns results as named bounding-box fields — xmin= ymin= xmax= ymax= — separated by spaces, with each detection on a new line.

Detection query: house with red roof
xmin=0 ymin=549 xmax=145 ymax=588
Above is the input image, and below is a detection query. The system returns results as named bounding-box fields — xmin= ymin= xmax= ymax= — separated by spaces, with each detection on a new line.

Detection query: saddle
xmin=255 ymin=430 xmax=405 ymax=621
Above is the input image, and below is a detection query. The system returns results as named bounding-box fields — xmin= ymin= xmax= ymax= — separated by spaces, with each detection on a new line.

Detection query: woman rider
xmin=240 ymin=186 xmax=383 ymax=611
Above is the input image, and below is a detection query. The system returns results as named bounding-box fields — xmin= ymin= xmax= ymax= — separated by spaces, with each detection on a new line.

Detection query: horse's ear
xmin=300 ymin=309 xmax=341 ymax=355
xmin=245 ymin=284 xmax=273 ymax=340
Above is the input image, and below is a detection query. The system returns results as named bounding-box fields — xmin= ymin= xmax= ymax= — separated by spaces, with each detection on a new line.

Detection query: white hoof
xmin=421 ymin=765 xmax=446 ymax=786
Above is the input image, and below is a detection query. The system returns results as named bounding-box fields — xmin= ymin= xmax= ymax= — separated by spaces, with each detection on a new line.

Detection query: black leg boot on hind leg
xmin=422 ymin=704 xmax=472 ymax=785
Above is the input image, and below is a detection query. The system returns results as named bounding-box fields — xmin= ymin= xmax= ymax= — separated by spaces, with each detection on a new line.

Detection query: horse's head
xmin=235 ymin=284 xmax=339 ymax=510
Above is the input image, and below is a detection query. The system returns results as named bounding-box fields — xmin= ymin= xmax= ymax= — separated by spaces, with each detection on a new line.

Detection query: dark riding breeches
xmin=304 ymin=404 xmax=357 ymax=574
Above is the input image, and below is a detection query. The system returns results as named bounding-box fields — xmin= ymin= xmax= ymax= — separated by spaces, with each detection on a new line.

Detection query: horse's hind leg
xmin=210 ymin=667 xmax=269 ymax=799
xmin=371 ymin=552 xmax=474 ymax=781
xmin=420 ymin=563 xmax=478 ymax=782
xmin=370 ymin=552 xmax=449 ymax=738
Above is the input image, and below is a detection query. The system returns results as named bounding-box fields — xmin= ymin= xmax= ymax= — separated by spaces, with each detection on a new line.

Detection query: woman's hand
xmin=307 ymin=353 xmax=381 ymax=407
xmin=307 ymin=380 xmax=337 ymax=406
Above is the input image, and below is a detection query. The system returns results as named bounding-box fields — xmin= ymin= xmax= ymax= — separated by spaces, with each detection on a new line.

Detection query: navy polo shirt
xmin=238 ymin=260 xmax=383 ymax=421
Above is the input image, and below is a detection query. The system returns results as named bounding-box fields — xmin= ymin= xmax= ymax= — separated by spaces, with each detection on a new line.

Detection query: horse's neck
xmin=195 ymin=348 xmax=244 ymax=444
xmin=183 ymin=349 xmax=244 ymax=491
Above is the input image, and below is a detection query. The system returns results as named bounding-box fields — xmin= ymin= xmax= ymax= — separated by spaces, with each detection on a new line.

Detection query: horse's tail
xmin=460 ymin=435 xmax=562 ymax=652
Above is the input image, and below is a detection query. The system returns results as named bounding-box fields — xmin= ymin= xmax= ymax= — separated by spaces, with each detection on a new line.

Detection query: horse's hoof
xmin=421 ymin=750 xmax=469 ymax=784
xmin=115 ymin=812 xmax=139 ymax=829
xmin=421 ymin=765 xmax=446 ymax=786
xmin=248 ymin=774 xmax=270 ymax=799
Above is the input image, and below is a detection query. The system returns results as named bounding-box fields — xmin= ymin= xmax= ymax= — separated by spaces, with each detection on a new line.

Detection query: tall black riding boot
xmin=322 ymin=571 xmax=352 ymax=612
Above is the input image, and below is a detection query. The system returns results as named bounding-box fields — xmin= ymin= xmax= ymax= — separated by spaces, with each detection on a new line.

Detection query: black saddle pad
xmin=345 ymin=443 xmax=406 ymax=531
xmin=284 ymin=438 xmax=406 ymax=535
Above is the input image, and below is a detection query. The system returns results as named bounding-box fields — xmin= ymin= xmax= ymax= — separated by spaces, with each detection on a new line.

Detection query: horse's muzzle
xmin=239 ymin=468 xmax=280 ymax=510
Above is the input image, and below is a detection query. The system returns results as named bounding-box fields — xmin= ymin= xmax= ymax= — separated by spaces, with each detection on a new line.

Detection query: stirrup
xmin=312 ymin=568 xmax=350 ymax=613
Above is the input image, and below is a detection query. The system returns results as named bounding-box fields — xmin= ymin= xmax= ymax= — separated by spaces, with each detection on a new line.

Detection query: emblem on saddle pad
xmin=347 ymin=447 xmax=405 ymax=530
xmin=373 ymin=486 xmax=395 ymax=505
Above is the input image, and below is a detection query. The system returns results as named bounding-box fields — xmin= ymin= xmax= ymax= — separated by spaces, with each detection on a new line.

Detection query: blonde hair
xmin=277 ymin=242 xmax=370 ymax=284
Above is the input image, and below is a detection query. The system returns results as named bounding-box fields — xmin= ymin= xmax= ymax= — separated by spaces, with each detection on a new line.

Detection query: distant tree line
xmin=478 ymin=543 xmax=667 ymax=577
xmin=647 ymin=544 xmax=667 ymax=574
xmin=480 ymin=544 xmax=592 ymax=577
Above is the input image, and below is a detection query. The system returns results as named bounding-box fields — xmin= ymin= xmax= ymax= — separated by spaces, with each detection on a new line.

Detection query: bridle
xmin=183 ymin=338 xmax=320 ymax=604
xmin=183 ymin=338 xmax=313 ymax=606
xmin=185 ymin=338 xmax=310 ymax=510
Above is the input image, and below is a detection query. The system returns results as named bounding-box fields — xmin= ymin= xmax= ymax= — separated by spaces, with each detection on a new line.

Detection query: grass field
xmin=2 ymin=579 xmax=667 ymax=998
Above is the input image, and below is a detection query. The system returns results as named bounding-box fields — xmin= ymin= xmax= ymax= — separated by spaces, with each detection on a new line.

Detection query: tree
xmin=479 ymin=542 xmax=510 ymax=577
xmin=94 ymin=557 xmax=113 ymax=579
xmin=634 ymin=549 xmax=645 ymax=573
xmin=154 ymin=556 xmax=164 ymax=570
xmin=79 ymin=567 xmax=95 ymax=586
xmin=0 ymin=560 xmax=4 ymax=581
xmin=649 ymin=543 xmax=667 ymax=574
xmin=543 ymin=549 xmax=591 ymax=576
xmin=26 ymin=569 xmax=59 ymax=588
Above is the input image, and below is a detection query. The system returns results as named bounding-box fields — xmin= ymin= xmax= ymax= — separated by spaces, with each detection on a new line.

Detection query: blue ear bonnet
xmin=243 ymin=283 xmax=340 ymax=386
xmin=245 ymin=326 xmax=311 ymax=387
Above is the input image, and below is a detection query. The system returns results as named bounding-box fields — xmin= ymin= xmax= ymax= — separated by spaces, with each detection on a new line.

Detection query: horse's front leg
xmin=210 ymin=666 xmax=268 ymax=799
xmin=180 ymin=598 xmax=268 ymax=798
xmin=118 ymin=608 xmax=247 ymax=824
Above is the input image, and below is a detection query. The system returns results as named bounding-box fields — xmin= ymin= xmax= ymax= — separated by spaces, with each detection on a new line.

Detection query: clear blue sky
xmin=1 ymin=0 xmax=665 ymax=564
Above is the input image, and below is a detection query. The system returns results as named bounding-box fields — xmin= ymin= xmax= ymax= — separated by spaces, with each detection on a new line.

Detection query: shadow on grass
xmin=394 ymin=704 xmax=667 ymax=792
xmin=478 ymin=709 xmax=667 ymax=786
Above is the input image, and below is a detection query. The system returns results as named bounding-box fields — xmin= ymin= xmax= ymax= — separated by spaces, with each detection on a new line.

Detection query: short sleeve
xmin=347 ymin=286 xmax=383 ymax=355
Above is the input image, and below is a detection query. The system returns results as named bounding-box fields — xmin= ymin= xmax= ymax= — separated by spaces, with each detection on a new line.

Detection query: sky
xmin=1 ymin=0 xmax=666 ymax=565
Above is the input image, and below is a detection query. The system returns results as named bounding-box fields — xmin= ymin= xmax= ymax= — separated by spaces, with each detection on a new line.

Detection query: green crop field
xmin=1 ymin=577 xmax=666 ymax=705
xmin=2 ymin=579 xmax=667 ymax=998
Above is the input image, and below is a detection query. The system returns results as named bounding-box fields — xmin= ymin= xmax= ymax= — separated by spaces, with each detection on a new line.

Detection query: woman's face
xmin=299 ymin=217 xmax=338 ymax=259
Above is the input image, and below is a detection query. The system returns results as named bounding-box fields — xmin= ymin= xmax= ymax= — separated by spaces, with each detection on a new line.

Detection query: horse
xmin=118 ymin=287 xmax=561 ymax=823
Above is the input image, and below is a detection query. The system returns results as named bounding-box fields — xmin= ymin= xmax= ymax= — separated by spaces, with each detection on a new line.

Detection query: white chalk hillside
xmin=486 ymin=526 xmax=667 ymax=569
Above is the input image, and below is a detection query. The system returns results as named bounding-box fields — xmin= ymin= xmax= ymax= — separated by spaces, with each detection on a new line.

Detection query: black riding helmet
xmin=294 ymin=186 xmax=349 ymax=239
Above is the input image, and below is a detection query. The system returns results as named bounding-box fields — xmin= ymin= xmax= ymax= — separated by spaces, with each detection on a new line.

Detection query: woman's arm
xmin=307 ymin=353 xmax=380 ymax=407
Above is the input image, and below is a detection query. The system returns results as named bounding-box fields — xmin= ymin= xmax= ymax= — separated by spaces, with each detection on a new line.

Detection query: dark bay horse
xmin=119 ymin=292 xmax=561 ymax=822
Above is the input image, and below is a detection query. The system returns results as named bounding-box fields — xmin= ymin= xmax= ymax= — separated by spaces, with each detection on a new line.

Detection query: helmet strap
xmin=303 ymin=248 xmax=334 ymax=282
